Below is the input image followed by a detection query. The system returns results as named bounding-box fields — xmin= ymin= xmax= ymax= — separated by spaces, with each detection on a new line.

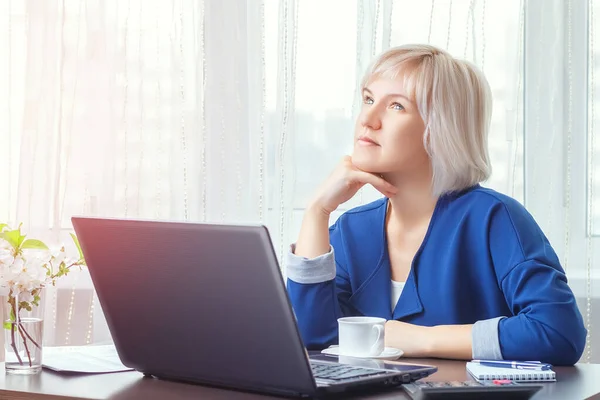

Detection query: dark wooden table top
xmin=1 ymin=359 xmax=599 ymax=399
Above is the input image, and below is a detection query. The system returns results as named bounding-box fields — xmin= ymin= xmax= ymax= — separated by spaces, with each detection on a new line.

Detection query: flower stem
xmin=19 ymin=324 xmax=41 ymax=350
xmin=10 ymin=323 xmax=23 ymax=365
xmin=17 ymin=324 xmax=32 ymax=367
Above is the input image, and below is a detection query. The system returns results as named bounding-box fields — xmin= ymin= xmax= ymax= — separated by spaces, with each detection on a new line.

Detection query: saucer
xmin=321 ymin=346 xmax=404 ymax=361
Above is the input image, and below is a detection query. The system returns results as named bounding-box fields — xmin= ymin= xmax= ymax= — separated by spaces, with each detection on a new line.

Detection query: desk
xmin=0 ymin=360 xmax=599 ymax=400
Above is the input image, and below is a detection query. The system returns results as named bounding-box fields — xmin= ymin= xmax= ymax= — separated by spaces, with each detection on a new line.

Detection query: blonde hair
xmin=361 ymin=44 xmax=492 ymax=197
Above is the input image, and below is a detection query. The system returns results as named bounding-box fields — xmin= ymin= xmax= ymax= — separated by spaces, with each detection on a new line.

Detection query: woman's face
xmin=352 ymin=76 xmax=429 ymax=175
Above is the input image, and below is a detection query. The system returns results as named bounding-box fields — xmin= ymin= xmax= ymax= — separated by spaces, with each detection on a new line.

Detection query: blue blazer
xmin=286 ymin=185 xmax=587 ymax=365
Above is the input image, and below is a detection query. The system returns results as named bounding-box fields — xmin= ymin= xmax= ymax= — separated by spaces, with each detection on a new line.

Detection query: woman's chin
xmin=351 ymin=155 xmax=383 ymax=173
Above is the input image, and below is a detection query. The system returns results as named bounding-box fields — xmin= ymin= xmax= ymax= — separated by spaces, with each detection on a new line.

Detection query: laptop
xmin=71 ymin=216 xmax=437 ymax=397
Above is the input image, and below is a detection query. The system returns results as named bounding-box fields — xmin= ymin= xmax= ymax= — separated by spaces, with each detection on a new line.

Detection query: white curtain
xmin=0 ymin=0 xmax=597 ymax=363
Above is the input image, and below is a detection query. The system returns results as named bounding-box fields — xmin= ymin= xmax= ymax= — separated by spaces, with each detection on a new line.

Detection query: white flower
xmin=18 ymin=291 xmax=33 ymax=303
xmin=25 ymin=254 xmax=50 ymax=279
xmin=50 ymin=246 xmax=67 ymax=266
xmin=0 ymin=266 xmax=17 ymax=284
xmin=8 ymin=256 xmax=24 ymax=275
xmin=0 ymin=248 xmax=14 ymax=267
xmin=0 ymin=234 xmax=82 ymax=303
xmin=0 ymin=250 xmax=52 ymax=297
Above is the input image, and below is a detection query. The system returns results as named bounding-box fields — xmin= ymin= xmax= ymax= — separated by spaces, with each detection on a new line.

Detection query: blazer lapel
xmin=348 ymin=258 xmax=393 ymax=319
xmin=392 ymin=269 xmax=423 ymax=320
xmin=346 ymin=197 xmax=425 ymax=321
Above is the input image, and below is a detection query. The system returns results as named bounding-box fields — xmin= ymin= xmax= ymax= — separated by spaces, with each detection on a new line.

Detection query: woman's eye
xmin=391 ymin=102 xmax=404 ymax=111
xmin=364 ymin=96 xmax=374 ymax=105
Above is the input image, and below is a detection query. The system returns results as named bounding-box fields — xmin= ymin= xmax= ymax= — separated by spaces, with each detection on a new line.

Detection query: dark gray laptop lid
xmin=72 ymin=217 xmax=317 ymax=397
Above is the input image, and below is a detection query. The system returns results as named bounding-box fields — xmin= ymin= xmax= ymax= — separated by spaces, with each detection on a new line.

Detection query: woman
xmin=285 ymin=44 xmax=586 ymax=366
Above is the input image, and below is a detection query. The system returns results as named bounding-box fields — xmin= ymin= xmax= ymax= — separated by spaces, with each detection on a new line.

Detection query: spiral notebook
xmin=466 ymin=362 xmax=556 ymax=382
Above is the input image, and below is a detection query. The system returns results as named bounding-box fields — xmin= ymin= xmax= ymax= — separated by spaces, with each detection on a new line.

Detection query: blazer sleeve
xmin=285 ymin=219 xmax=360 ymax=349
xmin=489 ymin=202 xmax=587 ymax=365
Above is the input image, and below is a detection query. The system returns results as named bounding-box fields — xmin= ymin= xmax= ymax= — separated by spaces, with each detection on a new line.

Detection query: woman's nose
xmin=360 ymin=107 xmax=382 ymax=131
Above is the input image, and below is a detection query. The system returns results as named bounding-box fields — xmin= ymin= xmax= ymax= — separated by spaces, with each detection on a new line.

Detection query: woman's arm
xmin=385 ymin=321 xmax=473 ymax=359
xmin=488 ymin=202 xmax=586 ymax=365
xmin=385 ymin=260 xmax=586 ymax=365
xmin=496 ymin=260 xmax=586 ymax=365
xmin=287 ymin=157 xmax=397 ymax=348
xmin=286 ymin=220 xmax=358 ymax=349
xmin=294 ymin=205 xmax=332 ymax=259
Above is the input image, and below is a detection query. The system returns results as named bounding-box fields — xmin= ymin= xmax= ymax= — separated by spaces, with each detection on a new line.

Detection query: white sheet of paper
xmin=42 ymin=344 xmax=134 ymax=373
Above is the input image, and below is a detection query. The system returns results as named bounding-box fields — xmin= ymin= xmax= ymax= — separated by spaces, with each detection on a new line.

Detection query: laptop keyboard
xmin=310 ymin=362 xmax=388 ymax=381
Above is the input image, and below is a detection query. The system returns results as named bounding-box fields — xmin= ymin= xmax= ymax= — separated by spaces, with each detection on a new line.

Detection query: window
xmin=1 ymin=0 xmax=598 ymax=361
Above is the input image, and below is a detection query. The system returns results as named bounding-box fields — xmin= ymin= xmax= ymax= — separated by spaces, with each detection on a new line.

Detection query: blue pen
xmin=472 ymin=360 xmax=553 ymax=371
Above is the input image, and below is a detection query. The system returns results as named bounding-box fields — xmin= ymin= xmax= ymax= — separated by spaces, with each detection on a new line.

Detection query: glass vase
xmin=4 ymin=291 xmax=45 ymax=375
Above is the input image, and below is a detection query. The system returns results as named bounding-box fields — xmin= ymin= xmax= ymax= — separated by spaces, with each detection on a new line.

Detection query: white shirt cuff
xmin=285 ymin=244 xmax=336 ymax=284
xmin=472 ymin=316 xmax=506 ymax=360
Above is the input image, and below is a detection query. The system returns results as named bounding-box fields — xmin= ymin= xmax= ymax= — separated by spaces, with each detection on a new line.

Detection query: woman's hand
xmin=310 ymin=156 xmax=397 ymax=215
xmin=294 ymin=156 xmax=396 ymax=258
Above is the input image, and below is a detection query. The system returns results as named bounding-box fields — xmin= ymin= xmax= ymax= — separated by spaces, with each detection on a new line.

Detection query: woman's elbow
xmin=565 ymin=323 xmax=588 ymax=365
xmin=541 ymin=321 xmax=587 ymax=366
xmin=555 ymin=309 xmax=588 ymax=365
xmin=501 ymin=314 xmax=587 ymax=365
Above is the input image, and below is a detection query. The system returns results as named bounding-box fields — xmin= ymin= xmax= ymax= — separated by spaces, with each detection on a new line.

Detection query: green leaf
xmin=21 ymin=239 xmax=49 ymax=250
xmin=3 ymin=322 xmax=12 ymax=330
xmin=17 ymin=228 xmax=25 ymax=246
xmin=0 ymin=229 xmax=23 ymax=250
xmin=70 ymin=233 xmax=84 ymax=262
xmin=0 ymin=223 xmax=8 ymax=232
xmin=9 ymin=308 xmax=15 ymax=322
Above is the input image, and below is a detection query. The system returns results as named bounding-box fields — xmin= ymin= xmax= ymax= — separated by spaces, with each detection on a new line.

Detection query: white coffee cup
xmin=337 ymin=316 xmax=386 ymax=357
